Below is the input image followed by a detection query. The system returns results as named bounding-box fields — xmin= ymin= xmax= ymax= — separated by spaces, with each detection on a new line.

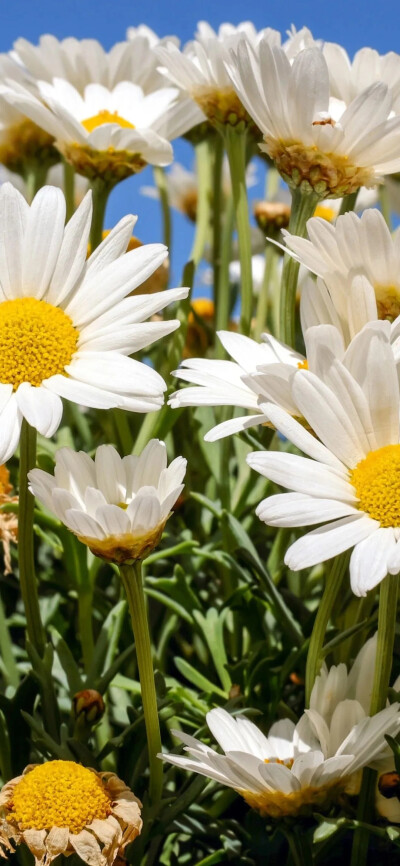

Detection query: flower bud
xmin=73 ymin=690 xmax=105 ymax=726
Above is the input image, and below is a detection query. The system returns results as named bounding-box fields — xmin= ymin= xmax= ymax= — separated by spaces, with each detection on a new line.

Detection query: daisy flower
xmin=155 ymin=22 xmax=281 ymax=128
xmin=160 ymin=704 xmax=400 ymax=818
xmin=12 ymin=31 xmax=174 ymax=95
xmin=28 ymin=440 xmax=186 ymax=563
xmin=323 ymin=42 xmax=400 ymax=112
xmin=0 ymin=182 xmax=188 ymax=464
xmin=225 ymin=43 xmax=400 ymax=196
xmin=0 ymin=78 xmax=202 ymax=182
xmin=247 ymin=323 xmax=400 ymax=596
xmin=0 ymin=67 xmax=59 ymax=176
xmin=284 ymin=207 xmax=400 ymax=323
xmin=0 ymin=761 xmax=141 ymax=866
xmin=169 ymin=322 xmax=349 ymax=440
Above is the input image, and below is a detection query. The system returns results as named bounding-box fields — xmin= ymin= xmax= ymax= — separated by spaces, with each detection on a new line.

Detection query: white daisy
xmin=323 ymin=42 xmax=400 ymax=113
xmin=285 ymin=207 xmax=400 ymax=323
xmin=0 ymin=78 xmax=202 ymax=181
xmin=169 ymin=322 xmax=351 ymax=440
xmin=155 ymin=22 xmax=281 ymax=127
xmin=28 ymin=440 xmax=186 ymax=563
xmin=160 ymin=704 xmax=400 ymax=818
xmin=12 ymin=31 xmax=174 ymax=95
xmin=0 ymin=182 xmax=188 ymax=463
xmin=247 ymin=323 xmax=400 ymax=596
xmin=225 ymin=43 xmax=400 ymax=196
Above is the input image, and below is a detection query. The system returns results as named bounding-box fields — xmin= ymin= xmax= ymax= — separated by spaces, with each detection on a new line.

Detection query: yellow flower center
xmin=7 ymin=761 xmax=111 ymax=834
xmin=297 ymin=359 xmax=309 ymax=370
xmin=373 ymin=283 xmax=400 ymax=322
xmin=82 ymin=110 xmax=135 ymax=133
xmin=264 ymin=758 xmax=294 ymax=768
xmin=350 ymin=444 xmax=400 ymax=526
xmin=0 ymin=297 xmax=79 ymax=390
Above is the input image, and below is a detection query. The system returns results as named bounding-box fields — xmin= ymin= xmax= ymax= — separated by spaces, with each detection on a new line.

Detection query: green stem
xmin=189 ymin=138 xmax=212 ymax=267
xmin=305 ymin=553 xmax=349 ymax=705
xmin=279 ymin=187 xmax=320 ymax=347
xmin=78 ymin=588 xmax=95 ymax=673
xmin=224 ymin=126 xmax=253 ymax=335
xmin=119 ymin=562 xmax=163 ymax=808
xmin=18 ymin=420 xmax=46 ymax=657
xmin=212 ymin=135 xmax=224 ymax=316
xmin=254 ymin=240 xmax=279 ymax=340
xmin=0 ymin=710 xmax=12 ymax=781
xmin=63 ymin=160 xmax=75 ymax=221
xmin=23 ymin=163 xmax=48 ymax=202
xmin=284 ymin=826 xmax=312 ymax=866
xmin=215 ymin=196 xmax=235 ymax=357
xmin=350 ymin=573 xmax=399 ymax=866
xmin=153 ymin=166 xmax=171 ymax=252
xmin=339 ymin=190 xmax=358 ymax=215
xmin=90 ymin=178 xmax=112 ymax=251
xmin=113 ymin=408 xmax=133 ymax=455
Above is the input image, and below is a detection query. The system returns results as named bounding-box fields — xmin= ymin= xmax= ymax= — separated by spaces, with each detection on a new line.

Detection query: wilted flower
xmin=0 ymin=761 xmax=141 ymax=866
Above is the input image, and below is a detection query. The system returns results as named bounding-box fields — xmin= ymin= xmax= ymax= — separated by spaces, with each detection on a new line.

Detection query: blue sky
xmin=0 ymin=0 xmax=399 ymax=290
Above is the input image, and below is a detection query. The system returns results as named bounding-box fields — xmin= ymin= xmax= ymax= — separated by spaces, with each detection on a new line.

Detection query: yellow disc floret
xmin=82 ymin=111 xmax=135 ymax=133
xmin=7 ymin=761 xmax=111 ymax=834
xmin=350 ymin=444 xmax=400 ymax=526
xmin=297 ymin=359 xmax=309 ymax=370
xmin=0 ymin=297 xmax=79 ymax=390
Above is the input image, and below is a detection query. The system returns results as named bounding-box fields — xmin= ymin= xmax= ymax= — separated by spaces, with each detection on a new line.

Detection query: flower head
xmin=0 ymin=79 xmax=201 ymax=182
xmin=225 ymin=43 xmax=400 ymax=196
xmin=29 ymin=440 xmax=186 ymax=563
xmin=161 ymin=704 xmax=400 ymax=819
xmin=0 ymin=182 xmax=188 ymax=464
xmin=285 ymin=208 xmax=400 ymax=325
xmin=247 ymin=323 xmax=400 ymax=595
xmin=0 ymin=761 xmax=141 ymax=866
xmin=156 ymin=23 xmax=281 ymax=129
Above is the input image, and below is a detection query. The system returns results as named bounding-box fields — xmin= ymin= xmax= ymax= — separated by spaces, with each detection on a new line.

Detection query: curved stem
xmin=279 ymin=188 xmax=320 ymax=347
xmin=224 ymin=126 xmax=253 ymax=335
xmin=350 ymin=573 xmax=399 ymax=866
xmin=153 ymin=166 xmax=172 ymax=253
xmin=305 ymin=553 xmax=349 ymax=705
xmin=119 ymin=562 xmax=163 ymax=808
xmin=18 ymin=420 xmax=46 ymax=657
xmin=90 ymin=178 xmax=112 ymax=251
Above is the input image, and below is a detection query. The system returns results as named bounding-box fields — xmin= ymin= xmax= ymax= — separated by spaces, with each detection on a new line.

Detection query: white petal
xmin=285 ymin=515 xmax=378 ymax=570
xmin=16 ymin=383 xmax=63 ymax=437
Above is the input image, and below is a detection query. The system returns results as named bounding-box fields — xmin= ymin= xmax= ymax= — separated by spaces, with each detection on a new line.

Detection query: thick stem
xmin=350 ymin=573 xmax=399 ymax=866
xmin=189 ymin=138 xmax=212 ymax=267
xmin=305 ymin=553 xmax=349 ymax=705
xmin=90 ymin=178 xmax=112 ymax=251
xmin=63 ymin=160 xmax=75 ymax=221
xmin=18 ymin=420 xmax=46 ymax=657
xmin=279 ymin=188 xmax=320 ymax=347
xmin=119 ymin=562 xmax=163 ymax=808
xmin=225 ymin=126 xmax=253 ymax=335
xmin=24 ymin=163 xmax=48 ymax=203
xmin=153 ymin=166 xmax=171 ymax=253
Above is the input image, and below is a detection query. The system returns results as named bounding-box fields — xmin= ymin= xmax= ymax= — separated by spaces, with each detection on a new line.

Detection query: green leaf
xmin=174 ymin=658 xmax=227 ymax=699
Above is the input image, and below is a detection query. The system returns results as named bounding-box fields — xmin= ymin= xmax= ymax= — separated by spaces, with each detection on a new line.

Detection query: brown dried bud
xmin=73 ymin=690 xmax=105 ymax=725
xmin=378 ymin=772 xmax=400 ymax=799
xmin=254 ymin=201 xmax=291 ymax=233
